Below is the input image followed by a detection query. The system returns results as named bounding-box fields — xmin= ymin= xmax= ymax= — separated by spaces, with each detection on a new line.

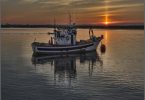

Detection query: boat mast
xmin=69 ymin=13 xmax=72 ymax=25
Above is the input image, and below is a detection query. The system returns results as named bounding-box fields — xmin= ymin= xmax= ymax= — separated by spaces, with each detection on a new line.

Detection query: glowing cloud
xmin=1 ymin=0 xmax=144 ymax=24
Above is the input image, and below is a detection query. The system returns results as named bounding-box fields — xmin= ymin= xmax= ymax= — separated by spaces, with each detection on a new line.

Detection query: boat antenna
xmin=33 ymin=33 xmax=36 ymax=42
xmin=34 ymin=37 xmax=36 ymax=42
xmin=53 ymin=16 xmax=56 ymax=30
xmin=69 ymin=13 xmax=72 ymax=25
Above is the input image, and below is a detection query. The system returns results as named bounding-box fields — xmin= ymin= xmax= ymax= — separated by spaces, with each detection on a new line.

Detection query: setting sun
xmin=105 ymin=14 xmax=109 ymax=25
xmin=105 ymin=21 xmax=109 ymax=25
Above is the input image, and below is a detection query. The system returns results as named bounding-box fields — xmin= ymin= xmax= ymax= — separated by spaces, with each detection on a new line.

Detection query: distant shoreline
xmin=1 ymin=24 xmax=144 ymax=30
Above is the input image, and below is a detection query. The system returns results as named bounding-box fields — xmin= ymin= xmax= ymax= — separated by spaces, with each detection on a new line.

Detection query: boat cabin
xmin=51 ymin=23 xmax=77 ymax=45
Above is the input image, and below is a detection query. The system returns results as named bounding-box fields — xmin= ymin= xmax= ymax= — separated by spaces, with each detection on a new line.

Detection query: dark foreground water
xmin=1 ymin=28 xmax=144 ymax=100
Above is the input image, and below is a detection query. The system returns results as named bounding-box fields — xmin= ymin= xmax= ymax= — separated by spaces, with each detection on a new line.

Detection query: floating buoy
xmin=100 ymin=44 xmax=106 ymax=53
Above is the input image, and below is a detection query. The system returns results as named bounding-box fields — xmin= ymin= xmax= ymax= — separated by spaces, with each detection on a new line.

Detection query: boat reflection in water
xmin=32 ymin=51 xmax=103 ymax=86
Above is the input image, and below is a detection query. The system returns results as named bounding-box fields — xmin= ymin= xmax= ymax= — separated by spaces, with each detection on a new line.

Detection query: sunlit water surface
xmin=1 ymin=28 xmax=144 ymax=100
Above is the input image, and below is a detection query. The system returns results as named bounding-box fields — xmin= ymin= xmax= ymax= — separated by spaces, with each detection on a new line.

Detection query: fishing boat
xmin=32 ymin=19 xmax=104 ymax=55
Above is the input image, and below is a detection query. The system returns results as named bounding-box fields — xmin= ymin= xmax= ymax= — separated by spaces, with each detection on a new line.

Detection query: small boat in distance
xmin=32 ymin=18 xmax=104 ymax=55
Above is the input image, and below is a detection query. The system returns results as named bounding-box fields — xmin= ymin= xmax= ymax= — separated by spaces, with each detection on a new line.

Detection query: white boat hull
xmin=32 ymin=38 xmax=102 ymax=55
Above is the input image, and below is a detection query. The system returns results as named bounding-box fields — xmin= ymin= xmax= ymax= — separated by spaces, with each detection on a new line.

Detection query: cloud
xmin=1 ymin=0 xmax=144 ymax=24
xmin=23 ymin=0 xmax=38 ymax=2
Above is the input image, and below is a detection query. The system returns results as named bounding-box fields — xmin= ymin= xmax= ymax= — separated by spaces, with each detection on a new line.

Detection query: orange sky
xmin=1 ymin=0 xmax=144 ymax=25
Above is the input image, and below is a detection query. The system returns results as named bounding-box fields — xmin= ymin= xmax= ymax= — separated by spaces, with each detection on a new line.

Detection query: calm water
xmin=1 ymin=28 xmax=144 ymax=100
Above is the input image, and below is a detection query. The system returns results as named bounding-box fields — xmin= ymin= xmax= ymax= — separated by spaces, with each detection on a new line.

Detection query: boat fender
xmin=100 ymin=44 xmax=106 ymax=53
